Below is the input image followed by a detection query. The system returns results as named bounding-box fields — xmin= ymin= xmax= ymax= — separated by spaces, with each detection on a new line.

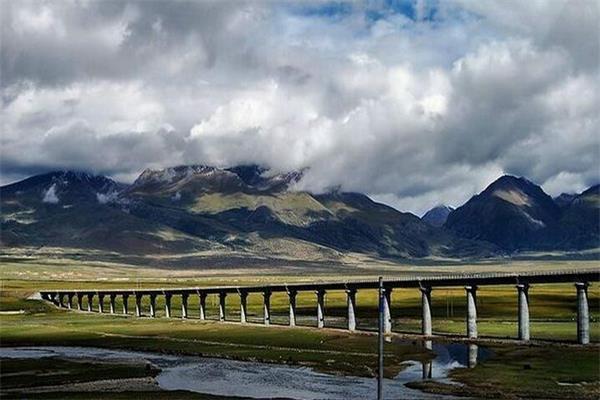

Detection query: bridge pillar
xmin=263 ymin=290 xmax=272 ymax=326
xmin=58 ymin=293 xmax=65 ymax=308
xmin=219 ymin=292 xmax=227 ymax=322
xmin=109 ymin=294 xmax=116 ymax=314
xmin=181 ymin=294 xmax=189 ymax=319
xmin=199 ymin=293 xmax=207 ymax=320
xmin=122 ymin=294 xmax=129 ymax=315
xmin=149 ymin=294 xmax=157 ymax=318
xmin=383 ymin=287 xmax=392 ymax=334
xmin=465 ymin=285 xmax=477 ymax=339
xmin=421 ymin=286 xmax=432 ymax=336
xmin=165 ymin=292 xmax=173 ymax=318
xmin=67 ymin=294 xmax=74 ymax=309
xmin=316 ymin=289 xmax=326 ymax=328
xmin=346 ymin=288 xmax=357 ymax=331
xmin=135 ymin=294 xmax=142 ymax=317
xmin=240 ymin=291 xmax=248 ymax=324
xmin=77 ymin=293 xmax=83 ymax=311
xmin=98 ymin=294 xmax=105 ymax=313
xmin=165 ymin=293 xmax=172 ymax=318
xmin=87 ymin=294 xmax=93 ymax=312
xmin=576 ymin=282 xmax=589 ymax=345
xmin=288 ymin=290 xmax=297 ymax=327
xmin=516 ymin=284 xmax=530 ymax=341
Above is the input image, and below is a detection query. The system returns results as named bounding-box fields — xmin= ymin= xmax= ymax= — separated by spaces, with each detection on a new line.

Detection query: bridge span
xmin=40 ymin=269 xmax=599 ymax=344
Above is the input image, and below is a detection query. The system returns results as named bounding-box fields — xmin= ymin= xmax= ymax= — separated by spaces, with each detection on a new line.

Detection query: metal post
xmin=378 ymin=277 xmax=384 ymax=400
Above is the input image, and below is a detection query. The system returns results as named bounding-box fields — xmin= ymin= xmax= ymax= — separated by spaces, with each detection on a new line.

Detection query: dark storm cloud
xmin=1 ymin=0 xmax=598 ymax=214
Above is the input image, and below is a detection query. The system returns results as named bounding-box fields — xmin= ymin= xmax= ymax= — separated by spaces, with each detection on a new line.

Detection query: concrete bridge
xmin=40 ymin=269 xmax=598 ymax=344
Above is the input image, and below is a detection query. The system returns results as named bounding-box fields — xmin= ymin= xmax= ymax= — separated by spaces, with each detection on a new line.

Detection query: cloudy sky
xmin=1 ymin=0 xmax=599 ymax=215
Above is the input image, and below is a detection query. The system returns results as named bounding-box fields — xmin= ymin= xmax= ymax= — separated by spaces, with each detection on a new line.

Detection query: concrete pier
xmin=87 ymin=294 xmax=93 ymax=312
xmin=240 ymin=291 xmax=248 ymax=324
xmin=77 ymin=294 xmax=83 ymax=311
xmin=181 ymin=294 xmax=189 ymax=319
xmin=346 ymin=288 xmax=357 ymax=331
xmin=421 ymin=287 xmax=432 ymax=336
xmin=576 ymin=282 xmax=590 ymax=345
xmin=383 ymin=287 xmax=392 ymax=334
xmin=316 ymin=290 xmax=325 ymax=328
xmin=109 ymin=294 xmax=116 ymax=314
xmin=263 ymin=290 xmax=272 ymax=326
xmin=465 ymin=285 xmax=477 ymax=339
xmin=98 ymin=294 xmax=105 ymax=313
xmin=67 ymin=294 xmax=74 ymax=309
xmin=288 ymin=290 xmax=297 ymax=327
xmin=165 ymin=293 xmax=172 ymax=318
xmin=219 ymin=292 xmax=227 ymax=322
xmin=122 ymin=294 xmax=129 ymax=315
xmin=58 ymin=293 xmax=65 ymax=308
xmin=199 ymin=293 xmax=207 ymax=320
xmin=149 ymin=294 xmax=156 ymax=318
xmin=516 ymin=284 xmax=530 ymax=341
xmin=135 ymin=294 xmax=142 ymax=317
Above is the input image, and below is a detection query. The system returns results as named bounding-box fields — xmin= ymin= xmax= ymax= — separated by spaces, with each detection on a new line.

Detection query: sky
xmin=1 ymin=0 xmax=599 ymax=215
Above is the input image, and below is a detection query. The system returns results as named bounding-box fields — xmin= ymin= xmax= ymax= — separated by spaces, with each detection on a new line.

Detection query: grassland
xmin=1 ymin=254 xmax=599 ymax=398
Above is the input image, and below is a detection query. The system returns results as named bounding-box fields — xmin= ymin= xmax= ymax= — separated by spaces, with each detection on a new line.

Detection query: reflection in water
xmin=416 ymin=340 xmax=488 ymax=381
xmin=468 ymin=344 xmax=478 ymax=368
xmin=422 ymin=340 xmax=433 ymax=379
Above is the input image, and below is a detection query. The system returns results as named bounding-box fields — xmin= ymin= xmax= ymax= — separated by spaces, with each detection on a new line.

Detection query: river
xmin=1 ymin=341 xmax=490 ymax=399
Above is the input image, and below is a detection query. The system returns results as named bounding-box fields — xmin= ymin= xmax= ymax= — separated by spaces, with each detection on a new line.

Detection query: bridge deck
xmin=40 ymin=269 xmax=599 ymax=296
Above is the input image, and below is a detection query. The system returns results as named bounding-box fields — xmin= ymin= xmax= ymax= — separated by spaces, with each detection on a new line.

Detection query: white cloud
xmin=1 ymin=1 xmax=598 ymax=215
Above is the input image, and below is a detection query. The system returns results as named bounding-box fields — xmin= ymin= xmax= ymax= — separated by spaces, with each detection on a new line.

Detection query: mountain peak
xmin=422 ymin=205 xmax=454 ymax=227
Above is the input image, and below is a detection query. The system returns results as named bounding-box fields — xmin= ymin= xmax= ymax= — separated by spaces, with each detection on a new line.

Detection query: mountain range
xmin=1 ymin=165 xmax=598 ymax=265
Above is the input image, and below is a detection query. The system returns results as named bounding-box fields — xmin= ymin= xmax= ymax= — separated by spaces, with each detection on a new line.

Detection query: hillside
xmin=445 ymin=176 xmax=599 ymax=251
xmin=0 ymin=166 xmax=497 ymax=263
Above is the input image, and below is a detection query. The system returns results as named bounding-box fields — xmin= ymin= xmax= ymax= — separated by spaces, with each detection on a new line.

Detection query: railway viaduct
xmin=40 ymin=270 xmax=598 ymax=344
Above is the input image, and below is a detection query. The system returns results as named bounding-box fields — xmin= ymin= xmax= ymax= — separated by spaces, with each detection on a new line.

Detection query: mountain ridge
xmin=1 ymin=167 xmax=597 ymax=263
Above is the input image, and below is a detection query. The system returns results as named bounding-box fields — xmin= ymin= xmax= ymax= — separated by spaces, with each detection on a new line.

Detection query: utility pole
xmin=378 ymin=276 xmax=384 ymax=400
